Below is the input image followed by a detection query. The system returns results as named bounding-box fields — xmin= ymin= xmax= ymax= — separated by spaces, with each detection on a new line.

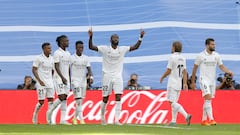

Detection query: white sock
xmin=171 ymin=102 xmax=179 ymax=123
xmin=176 ymin=103 xmax=188 ymax=118
xmin=75 ymin=99 xmax=83 ymax=120
xmin=202 ymin=109 xmax=207 ymax=121
xmin=49 ymin=99 xmax=61 ymax=113
xmin=204 ymin=100 xmax=214 ymax=120
xmin=115 ymin=101 xmax=121 ymax=123
xmin=48 ymin=102 xmax=53 ymax=111
xmin=101 ymin=102 xmax=107 ymax=120
xmin=61 ymin=100 xmax=67 ymax=122
xmin=33 ymin=103 xmax=42 ymax=117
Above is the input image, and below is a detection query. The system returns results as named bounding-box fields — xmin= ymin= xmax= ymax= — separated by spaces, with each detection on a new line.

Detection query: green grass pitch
xmin=0 ymin=124 xmax=239 ymax=135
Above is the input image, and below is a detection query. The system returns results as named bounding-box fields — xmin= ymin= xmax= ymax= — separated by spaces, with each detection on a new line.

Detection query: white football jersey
xmin=167 ymin=52 xmax=186 ymax=90
xmin=53 ymin=47 xmax=71 ymax=85
xmin=98 ymin=45 xmax=130 ymax=77
xmin=33 ymin=53 xmax=54 ymax=88
xmin=195 ymin=49 xmax=223 ymax=85
xmin=70 ymin=53 xmax=91 ymax=82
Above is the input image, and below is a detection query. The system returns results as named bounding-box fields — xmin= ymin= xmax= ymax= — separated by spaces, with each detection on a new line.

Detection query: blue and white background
xmin=0 ymin=0 xmax=240 ymax=89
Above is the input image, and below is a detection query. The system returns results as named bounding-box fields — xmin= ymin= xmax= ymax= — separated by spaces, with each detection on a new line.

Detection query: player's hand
xmin=39 ymin=80 xmax=45 ymax=86
xmin=88 ymin=27 xmax=93 ymax=37
xmin=183 ymin=83 xmax=188 ymax=90
xmin=62 ymin=77 xmax=67 ymax=85
xmin=160 ymin=77 xmax=164 ymax=83
xmin=190 ymin=83 xmax=196 ymax=90
xmin=140 ymin=29 xmax=145 ymax=38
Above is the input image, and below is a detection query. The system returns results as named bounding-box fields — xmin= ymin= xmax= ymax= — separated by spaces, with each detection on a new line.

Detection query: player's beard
xmin=111 ymin=40 xmax=119 ymax=46
xmin=209 ymin=47 xmax=215 ymax=52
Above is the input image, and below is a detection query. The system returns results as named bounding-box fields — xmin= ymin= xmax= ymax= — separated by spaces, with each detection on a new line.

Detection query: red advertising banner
xmin=0 ymin=90 xmax=240 ymax=124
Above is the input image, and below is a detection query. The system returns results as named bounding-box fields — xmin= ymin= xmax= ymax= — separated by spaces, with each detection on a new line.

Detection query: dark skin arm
xmin=87 ymin=66 xmax=93 ymax=77
xmin=88 ymin=28 xmax=98 ymax=51
xmin=130 ymin=29 xmax=145 ymax=51
xmin=88 ymin=28 xmax=145 ymax=52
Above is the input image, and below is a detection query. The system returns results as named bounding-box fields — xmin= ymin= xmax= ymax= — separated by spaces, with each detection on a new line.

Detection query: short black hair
xmin=41 ymin=42 xmax=50 ymax=49
xmin=75 ymin=40 xmax=84 ymax=47
xmin=110 ymin=34 xmax=119 ymax=40
xmin=56 ymin=35 xmax=68 ymax=46
xmin=205 ymin=38 xmax=214 ymax=45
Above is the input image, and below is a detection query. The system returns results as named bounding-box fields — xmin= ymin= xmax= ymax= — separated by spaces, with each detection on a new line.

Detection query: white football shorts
xmin=37 ymin=86 xmax=54 ymax=100
xmin=102 ymin=75 xmax=123 ymax=97
xmin=199 ymin=79 xmax=216 ymax=98
xmin=167 ymin=87 xmax=181 ymax=103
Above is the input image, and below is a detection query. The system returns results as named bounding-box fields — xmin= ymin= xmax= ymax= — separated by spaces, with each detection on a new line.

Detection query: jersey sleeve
xmin=194 ymin=54 xmax=202 ymax=65
xmin=86 ymin=56 xmax=91 ymax=67
xmin=97 ymin=46 xmax=106 ymax=54
xmin=167 ymin=56 xmax=173 ymax=69
xmin=69 ymin=55 xmax=74 ymax=65
xmin=183 ymin=57 xmax=187 ymax=70
xmin=51 ymin=57 xmax=54 ymax=70
xmin=216 ymin=53 xmax=223 ymax=66
xmin=53 ymin=51 xmax=60 ymax=63
xmin=32 ymin=56 xmax=40 ymax=68
xmin=123 ymin=46 xmax=130 ymax=54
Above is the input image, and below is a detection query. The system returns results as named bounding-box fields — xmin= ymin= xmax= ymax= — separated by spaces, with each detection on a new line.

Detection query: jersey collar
xmin=58 ymin=47 xmax=67 ymax=52
xmin=204 ymin=49 xmax=214 ymax=55
xmin=42 ymin=53 xmax=50 ymax=59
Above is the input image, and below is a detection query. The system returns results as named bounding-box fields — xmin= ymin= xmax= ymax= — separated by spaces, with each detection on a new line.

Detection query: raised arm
xmin=130 ymin=29 xmax=145 ymax=51
xmin=88 ymin=28 xmax=98 ymax=51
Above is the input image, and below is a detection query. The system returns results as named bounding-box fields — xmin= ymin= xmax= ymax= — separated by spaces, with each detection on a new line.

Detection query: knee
xmin=58 ymin=94 xmax=67 ymax=101
xmin=47 ymin=98 xmax=54 ymax=102
xmin=39 ymin=100 xmax=44 ymax=105
xmin=115 ymin=94 xmax=122 ymax=101
xmin=204 ymin=94 xmax=212 ymax=100
xmin=103 ymin=96 xmax=109 ymax=103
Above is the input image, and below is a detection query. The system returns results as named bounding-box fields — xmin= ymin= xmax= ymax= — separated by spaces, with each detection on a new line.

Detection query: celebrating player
xmin=88 ymin=28 xmax=145 ymax=125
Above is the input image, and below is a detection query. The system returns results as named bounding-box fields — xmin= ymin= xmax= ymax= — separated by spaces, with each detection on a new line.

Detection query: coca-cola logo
xmin=51 ymin=90 xmax=169 ymax=124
